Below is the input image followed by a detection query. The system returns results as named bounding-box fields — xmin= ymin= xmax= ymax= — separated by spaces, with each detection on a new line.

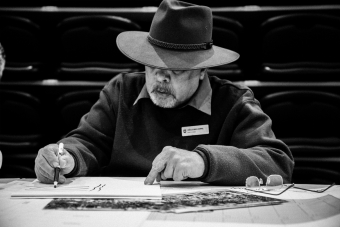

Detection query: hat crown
xmin=149 ymin=0 xmax=212 ymax=45
xmin=116 ymin=0 xmax=239 ymax=70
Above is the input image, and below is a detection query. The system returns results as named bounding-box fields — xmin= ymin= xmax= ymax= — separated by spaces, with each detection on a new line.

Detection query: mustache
xmin=151 ymin=84 xmax=174 ymax=95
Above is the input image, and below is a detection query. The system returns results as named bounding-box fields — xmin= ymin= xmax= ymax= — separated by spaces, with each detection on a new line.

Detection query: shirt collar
xmin=133 ymin=73 xmax=212 ymax=115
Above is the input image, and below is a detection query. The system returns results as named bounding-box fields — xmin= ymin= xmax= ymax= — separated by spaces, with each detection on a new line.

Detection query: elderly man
xmin=35 ymin=0 xmax=294 ymax=186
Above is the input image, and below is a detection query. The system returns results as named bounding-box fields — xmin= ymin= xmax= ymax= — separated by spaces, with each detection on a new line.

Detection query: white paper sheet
xmin=11 ymin=177 xmax=161 ymax=199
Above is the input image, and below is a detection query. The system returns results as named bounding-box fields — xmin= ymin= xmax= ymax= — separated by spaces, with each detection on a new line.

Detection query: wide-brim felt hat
xmin=116 ymin=0 xmax=240 ymax=70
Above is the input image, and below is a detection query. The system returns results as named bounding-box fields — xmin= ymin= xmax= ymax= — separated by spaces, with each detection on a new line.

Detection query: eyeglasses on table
xmin=293 ymin=183 xmax=335 ymax=193
xmin=245 ymin=175 xmax=294 ymax=195
xmin=245 ymin=174 xmax=335 ymax=196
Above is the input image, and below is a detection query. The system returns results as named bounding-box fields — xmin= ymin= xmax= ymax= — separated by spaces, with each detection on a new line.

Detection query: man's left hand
xmin=144 ymin=146 xmax=205 ymax=185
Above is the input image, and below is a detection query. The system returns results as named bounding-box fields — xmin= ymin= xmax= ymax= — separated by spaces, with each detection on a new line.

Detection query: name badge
xmin=181 ymin=125 xmax=209 ymax=137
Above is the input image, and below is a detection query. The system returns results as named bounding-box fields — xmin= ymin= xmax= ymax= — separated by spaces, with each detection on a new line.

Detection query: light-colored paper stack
xmin=11 ymin=177 xmax=161 ymax=200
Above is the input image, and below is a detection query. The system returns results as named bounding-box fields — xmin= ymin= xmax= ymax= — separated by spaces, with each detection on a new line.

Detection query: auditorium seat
xmin=0 ymin=16 xmax=44 ymax=81
xmin=260 ymin=90 xmax=340 ymax=184
xmin=292 ymin=167 xmax=340 ymax=185
xmin=55 ymin=15 xmax=143 ymax=81
xmin=0 ymin=90 xmax=44 ymax=178
xmin=0 ymin=164 xmax=36 ymax=178
xmin=56 ymin=90 xmax=101 ymax=138
xmin=208 ymin=15 xmax=244 ymax=81
xmin=260 ymin=13 xmax=340 ymax=81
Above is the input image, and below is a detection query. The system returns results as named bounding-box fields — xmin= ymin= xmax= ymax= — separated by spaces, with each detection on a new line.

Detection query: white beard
xmin=149 ymin=92 xmax=177 ymax=108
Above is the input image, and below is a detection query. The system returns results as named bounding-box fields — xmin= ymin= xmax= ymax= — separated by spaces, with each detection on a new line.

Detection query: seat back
xmin=260 ymin=90 xmax=340 ymax=184
xmin=56 ymin=90 xmax=101 ymax=137
xmin=0 ymin=164 xmax=36 ymax=178
xmin=292 ymin=167 xmax=340 ymax=184
xmin=0 ymin=90 xmax=42 ymax=139
xmin=260 ymin=14 xmax=340 ymax=81
xmin=208 ymin=15 xmax=244 ymax=81
xmin=0 ymin=16 xmax=43 ymax=81
xmin=56 ymin=15 xmax=143 ymax=81
xmin=0 ymin=90 xmax=43 ymax=177
xmin=261 ymin=90 xmax=340 ymax=138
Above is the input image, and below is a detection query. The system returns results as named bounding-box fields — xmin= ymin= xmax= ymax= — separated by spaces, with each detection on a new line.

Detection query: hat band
xmin=147 ymin=35 xmax=213 ymax=50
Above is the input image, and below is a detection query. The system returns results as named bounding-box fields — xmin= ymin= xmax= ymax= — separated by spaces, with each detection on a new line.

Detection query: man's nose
xmin=155 ymin=69 xmax=170 ymax=83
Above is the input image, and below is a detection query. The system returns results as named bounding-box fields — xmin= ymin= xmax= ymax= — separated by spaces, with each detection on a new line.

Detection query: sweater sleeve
xmin=58 ymin=84 xmax=117 ymax=177
xmin=194 ymin=97 xmax=294 ymax=185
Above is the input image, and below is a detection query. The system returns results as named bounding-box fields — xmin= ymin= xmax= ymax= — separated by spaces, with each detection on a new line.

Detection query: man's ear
xmin=199 ymin=68 xmax=207 ymax=80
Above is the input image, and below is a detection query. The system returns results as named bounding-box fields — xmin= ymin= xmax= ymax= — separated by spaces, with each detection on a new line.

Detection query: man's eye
xmin=172 ymin=70 xmax=184 ymax=75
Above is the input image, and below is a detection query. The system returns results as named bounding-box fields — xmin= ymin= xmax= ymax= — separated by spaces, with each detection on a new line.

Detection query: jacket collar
xmin=133 ymin=73 xmax=212 ymax=115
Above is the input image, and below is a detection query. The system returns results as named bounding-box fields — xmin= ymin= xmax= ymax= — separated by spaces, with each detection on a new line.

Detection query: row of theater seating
xmin=1 ymin=80 xmax=340 ymax=184
xmin=1 ymin=5 xmax=340 ymax=183
xmin=0 ymin=5 xmax=340 ymax=82
xmin=0 ymin=87 xmax=102 ymax=178
xmin=2 ymin=0 xmax=340 ymax=7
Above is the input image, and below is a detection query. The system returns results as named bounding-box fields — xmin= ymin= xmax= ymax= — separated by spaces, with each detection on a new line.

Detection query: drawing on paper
xmin=45 ymin=189 xmax=287 ymax=213
xmin=25 ymin=184 xmax=106 ymax=192
xmin=11 ymin=177 xmax=162 ymax=199
xmin=24 ymin=178 xmax=106 ymax=192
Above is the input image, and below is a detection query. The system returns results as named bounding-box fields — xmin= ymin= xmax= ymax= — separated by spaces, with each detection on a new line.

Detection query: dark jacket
xmin=60 ymin=72 xmax=294 ymax=185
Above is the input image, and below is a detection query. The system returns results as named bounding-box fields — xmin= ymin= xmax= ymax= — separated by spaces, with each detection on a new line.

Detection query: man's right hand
xmin=34 ymin=144 xmax=75 ymax=184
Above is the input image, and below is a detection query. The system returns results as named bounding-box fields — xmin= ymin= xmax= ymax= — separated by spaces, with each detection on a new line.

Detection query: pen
xmin=54 ymin=143 xmax=63 ymax=188
xmin=53 ymin=167 xmax=61 ymax=188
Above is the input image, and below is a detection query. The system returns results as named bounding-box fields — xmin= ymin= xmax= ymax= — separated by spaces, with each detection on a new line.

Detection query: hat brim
xmin=117 ymin=31 xmax=240 ymax=70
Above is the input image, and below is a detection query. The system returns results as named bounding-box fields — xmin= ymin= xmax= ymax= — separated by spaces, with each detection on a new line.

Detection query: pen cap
xmin=58 ymin=143 xmax=64 ymax=155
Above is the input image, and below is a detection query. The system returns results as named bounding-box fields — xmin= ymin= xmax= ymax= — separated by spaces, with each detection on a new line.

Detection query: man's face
xmin=145 ymin=66 xmax=205 ymax=108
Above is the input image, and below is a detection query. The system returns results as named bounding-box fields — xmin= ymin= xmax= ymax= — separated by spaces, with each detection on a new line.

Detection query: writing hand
xmin=34 ymin=144 xmax=75 ymax=184
xmin=144 ymin=146 xmax=205 ymax=185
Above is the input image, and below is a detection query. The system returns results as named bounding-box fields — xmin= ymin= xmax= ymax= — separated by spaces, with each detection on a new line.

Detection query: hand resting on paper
xmin=34 ymin=144 xmax=75 ymax=184
xmin=144 ymin=146 xmax=205 ymax=185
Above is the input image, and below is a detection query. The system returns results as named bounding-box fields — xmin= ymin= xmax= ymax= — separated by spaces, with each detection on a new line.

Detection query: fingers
xmin=161 ymin=171 xmax=166 ymax=180
xmin=173 ymin=163 xmax=189 ymax=181
xmin=35 ymin=148 xmax=56 ymax=183
xmin=145 ymin=146 xmax=206 ymax=184
xmin=38 ymin=144 xmax=59 ymax=168
xmin=144 ymin=167 xmax=160 ymax=185
xmin=149 ymin=161 xmax=186 ymax=182
xmin=144 ymin=146 xmax=177 ymax=184
xmin=162 ymin=161 xmax=174 ymax=180
xmin=58 ymin=174 xmax=66 ymax=184
xmin=156 ymin=173 xmax=161 ymax=182
xmin=35 ymin=164 xmax=66 ymax=184
xmin=59 ymin=156 xmax=67 ymax=168
xmin=35 ymin=164 xmax=53 ymax=184
xmin=144 ymin=147 xmax=171 ymax=185
xmin=58 ymin=149 xmax=75 ymax=175
xmin=34 ymin=144 xmax=68 ymax=184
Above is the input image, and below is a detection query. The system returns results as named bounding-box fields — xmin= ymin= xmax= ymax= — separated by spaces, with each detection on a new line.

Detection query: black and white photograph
xmin=0 ymin=0 xmax=339 ymax=226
